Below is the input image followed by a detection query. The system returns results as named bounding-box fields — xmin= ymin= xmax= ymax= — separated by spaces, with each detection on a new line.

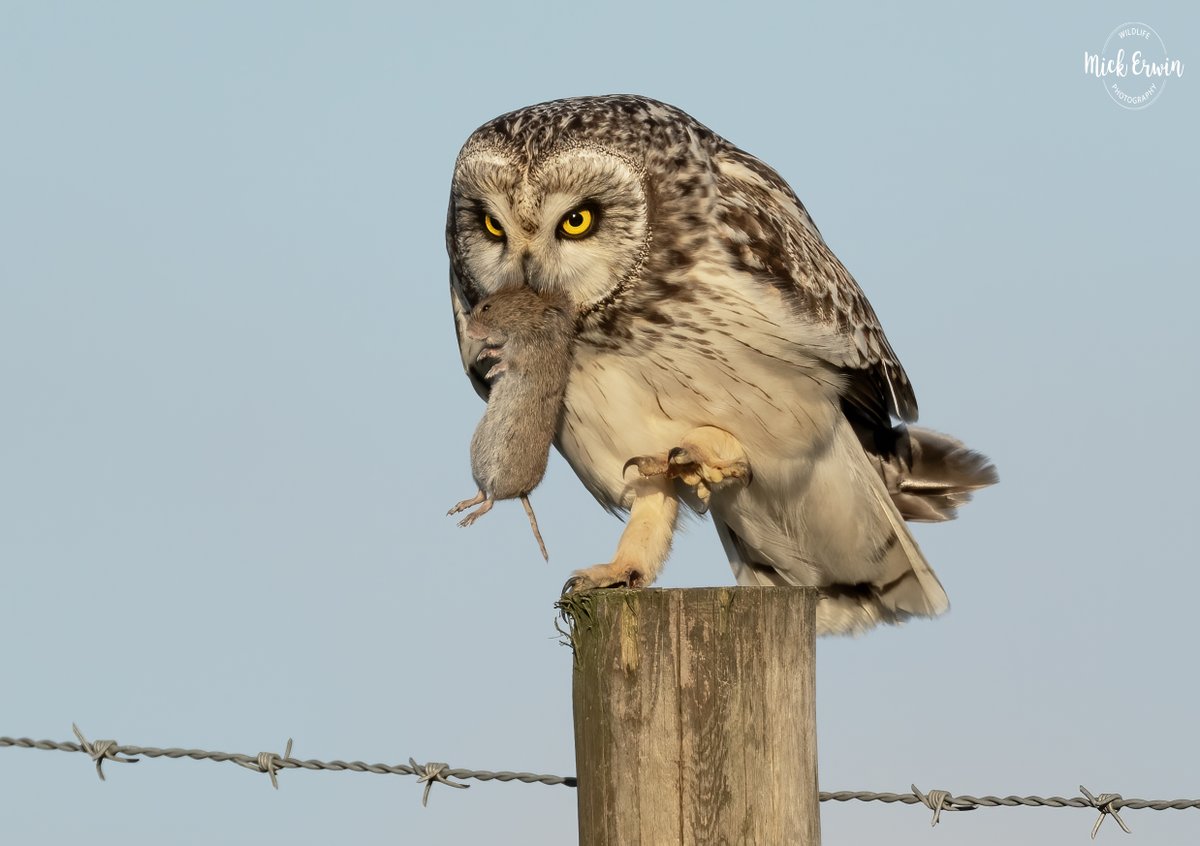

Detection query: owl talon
xmin=622 ymin=427 xmax=752 ymax=500
xmin=564 ymin=563 xmax=645 ymax=593
xmin=623 ymin=455 xmax=670 ymax=478
xmin=561 ymin=575 xmax=619 ymax=595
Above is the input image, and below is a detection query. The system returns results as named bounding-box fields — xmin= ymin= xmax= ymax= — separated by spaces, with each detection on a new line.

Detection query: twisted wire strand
xmin=0 ymin=735 xmax=576 ymax=789
xmin=817 ymin=790 xmax=1200 ymax=812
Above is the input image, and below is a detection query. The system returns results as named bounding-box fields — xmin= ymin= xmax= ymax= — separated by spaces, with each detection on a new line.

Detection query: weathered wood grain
xmin=571 ymin=587 xmax=819 ymax=845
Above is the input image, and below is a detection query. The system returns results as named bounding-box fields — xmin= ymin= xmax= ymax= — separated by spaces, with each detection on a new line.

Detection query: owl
xmin=446 ymin=95 xmax=996 ymax=635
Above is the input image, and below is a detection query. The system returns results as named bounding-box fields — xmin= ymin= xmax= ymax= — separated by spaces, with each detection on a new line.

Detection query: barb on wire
xmin=71 ymin=723 xmax=138 ymax=782
xmin=235 ymin=738 xmax=293 ymax=790
xmin=911 ymin=784 xmax=976 ymax=826
xmin=1081 ymin=785 xmax=1132 ymax=839
xmin=410 ymin=758 xmax=469 ymax=806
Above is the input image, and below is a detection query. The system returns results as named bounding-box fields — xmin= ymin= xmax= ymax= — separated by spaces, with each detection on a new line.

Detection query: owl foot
xmin=448 ymin=491 xmax=493 ymax=527
xmin=476 ymin=347 xmax=507 ymax=381
xmin=623 ymin=426 xmax=752 ymax=507
xmin=562 ymin=561 xmax=647 ymax=594
xmin=564 ymin=475 xmax=677 ymax=594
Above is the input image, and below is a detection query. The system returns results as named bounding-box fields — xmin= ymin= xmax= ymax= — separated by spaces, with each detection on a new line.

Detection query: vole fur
xmin=447 ymin=286 xmax=574 ymax=559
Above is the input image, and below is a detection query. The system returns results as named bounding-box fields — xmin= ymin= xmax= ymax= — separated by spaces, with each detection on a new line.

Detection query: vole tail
xmin=521 ymin=495 xmax=549 ymax=561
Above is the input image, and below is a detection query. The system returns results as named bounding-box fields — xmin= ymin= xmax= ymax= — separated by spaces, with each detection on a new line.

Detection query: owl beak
xmin=521 ymin=253 xmax=536 ymax=289
xmin=520 ymin=252 xmax=551 ymax=294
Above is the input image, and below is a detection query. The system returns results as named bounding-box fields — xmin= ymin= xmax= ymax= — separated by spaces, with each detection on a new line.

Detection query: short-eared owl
xmin=446 ymin=95 xmax=996 ymax=635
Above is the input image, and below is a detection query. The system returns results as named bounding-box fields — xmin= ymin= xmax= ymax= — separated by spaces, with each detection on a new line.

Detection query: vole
xmin=448 ymin=286 xmax=574 ymax=560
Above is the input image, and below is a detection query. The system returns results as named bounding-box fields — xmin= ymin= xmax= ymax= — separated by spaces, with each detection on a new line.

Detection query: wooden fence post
xmin=565 ymin=586 xmax=820 ymax=845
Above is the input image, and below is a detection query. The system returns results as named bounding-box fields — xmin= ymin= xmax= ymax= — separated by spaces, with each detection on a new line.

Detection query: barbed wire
xmin=5 ymin=726 xmax=1200 ymax=837
xmin=1 ymin=725 xmax=575 ymax=806
xmin=821 ymin=786 xmax=1200 ymax=838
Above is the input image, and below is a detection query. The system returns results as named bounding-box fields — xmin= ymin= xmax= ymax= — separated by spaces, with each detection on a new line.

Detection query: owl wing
xmin=713 ymin=147 xmax=918 ymax=431
xmin=449 ymin=267 xmax=491 ymax=402
xmin=712 ymin=149 xmax=997 ymax=513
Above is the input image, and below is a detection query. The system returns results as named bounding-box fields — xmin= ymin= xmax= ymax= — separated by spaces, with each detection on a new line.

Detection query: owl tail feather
xmin=880 ymin=427 xmax=999 ymax=523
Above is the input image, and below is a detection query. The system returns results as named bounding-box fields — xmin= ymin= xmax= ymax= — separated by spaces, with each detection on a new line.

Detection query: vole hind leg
xmin=456 ymin=498 xmax=494 ymax=528
xmin=624 ymin=425 xmax=751 ymax=509
xmin=448 ymin=489 xmax=486 ymax=515
xmin=448 ymin=490 xmax=493 ymax=527
xmin=563 ymin=475 xmax=678 ymax=592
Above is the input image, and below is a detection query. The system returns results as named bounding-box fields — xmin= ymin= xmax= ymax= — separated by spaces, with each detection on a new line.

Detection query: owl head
xmin=446 ymin=96 xmax=721 ymax=319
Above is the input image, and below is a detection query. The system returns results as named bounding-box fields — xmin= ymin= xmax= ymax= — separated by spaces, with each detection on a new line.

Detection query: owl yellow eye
xmin=560 ymin=207 xmax=595 ymax=239
xmin=483 ymin=213 xmax=505 ymax=239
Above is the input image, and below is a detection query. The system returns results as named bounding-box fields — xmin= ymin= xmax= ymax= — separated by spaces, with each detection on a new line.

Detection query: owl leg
xmin=563 ymin=475 xmax=678 ymax=592
xmin=448 ymin=490 xmax=494 ymax=527
xmin=624 ymin=426 xmax=752 ymax=507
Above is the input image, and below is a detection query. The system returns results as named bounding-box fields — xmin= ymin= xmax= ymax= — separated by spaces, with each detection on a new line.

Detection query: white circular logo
xmin=1084 ymin=23 xmax=1184 ymax=110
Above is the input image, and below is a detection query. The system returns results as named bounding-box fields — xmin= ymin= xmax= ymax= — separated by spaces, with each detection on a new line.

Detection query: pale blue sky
xmin=2 ymin=2 xmax=1197 ymax=844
